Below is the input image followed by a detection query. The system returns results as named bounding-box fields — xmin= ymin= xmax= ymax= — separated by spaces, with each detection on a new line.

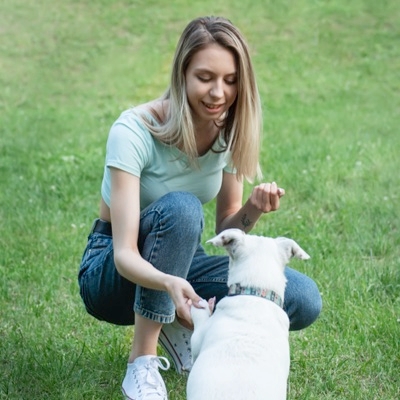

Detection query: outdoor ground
xmin=0 ymin=0 xmax=399 ymax=399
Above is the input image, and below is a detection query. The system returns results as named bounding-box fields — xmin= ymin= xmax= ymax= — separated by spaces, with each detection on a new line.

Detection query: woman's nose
xmin=209 ymin=80 xmax=224 ymax=98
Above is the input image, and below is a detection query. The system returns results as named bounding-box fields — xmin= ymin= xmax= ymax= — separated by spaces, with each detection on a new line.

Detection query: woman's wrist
xmin=162 ymin=273 xmax=176 ymax=294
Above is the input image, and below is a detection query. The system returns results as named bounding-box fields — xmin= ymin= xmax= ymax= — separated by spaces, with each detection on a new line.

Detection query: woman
xmin=78 ymin=16 xmax=322 ymax=400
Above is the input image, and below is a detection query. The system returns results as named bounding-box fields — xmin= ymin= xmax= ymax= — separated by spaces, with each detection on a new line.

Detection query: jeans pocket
xmin=79 ymin=272 xmax=106 ymax=321
xmin=78 ymin=233 xmax=114 ymax=321
xmin=78 ymin=233 xmax=112 ymax=277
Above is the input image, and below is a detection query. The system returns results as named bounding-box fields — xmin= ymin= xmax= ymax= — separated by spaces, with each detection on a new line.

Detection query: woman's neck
xmin=194 ymin=121 xmax=220 ymax=156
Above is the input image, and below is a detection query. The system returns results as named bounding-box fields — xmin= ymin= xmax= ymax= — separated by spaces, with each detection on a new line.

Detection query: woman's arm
xmin=110 ymin=167 xmax=166 ymax=289
xmin=109 ymin=167 xmax=201 ymax=322
xmin=216 ymin=172 xmax=285 ymax=233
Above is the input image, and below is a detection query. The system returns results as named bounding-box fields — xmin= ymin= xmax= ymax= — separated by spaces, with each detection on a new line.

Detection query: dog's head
xmin=207 ymin=229 xmax=310 ymax=294
xmin=207 ymin=229 xmax=310 ymax=262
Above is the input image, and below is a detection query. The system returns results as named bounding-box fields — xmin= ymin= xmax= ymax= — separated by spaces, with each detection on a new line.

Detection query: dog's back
xmin=187 ymin=229 xmax=310 ymax=400
xmin=188 ymin=295 xmax=289 ymax=400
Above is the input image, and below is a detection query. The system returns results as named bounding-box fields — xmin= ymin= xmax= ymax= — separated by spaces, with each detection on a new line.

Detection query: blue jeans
xmin=78 ymin=191 xmax=322 ymax=330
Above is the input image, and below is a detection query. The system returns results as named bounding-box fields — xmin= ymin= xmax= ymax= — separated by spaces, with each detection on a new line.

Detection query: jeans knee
xmin=283 ymin=266 xmax=322 ymax=331
xmin=289 ymin=280 xmax=322 ymax=331
xmin=161 ymin=191 xmax=204 ymax=232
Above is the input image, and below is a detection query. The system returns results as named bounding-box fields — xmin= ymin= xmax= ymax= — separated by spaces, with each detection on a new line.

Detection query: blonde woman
xmin=78 ymin=16 xmax=321 ymax=400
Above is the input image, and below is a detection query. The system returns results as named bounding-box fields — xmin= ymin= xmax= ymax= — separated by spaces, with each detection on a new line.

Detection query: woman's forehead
xmin=188 ymin=43 xmax=237 ymax=74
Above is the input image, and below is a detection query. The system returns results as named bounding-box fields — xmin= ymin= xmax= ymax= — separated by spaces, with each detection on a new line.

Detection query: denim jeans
xmin=78 ymin=191 xmax=322 ymax=330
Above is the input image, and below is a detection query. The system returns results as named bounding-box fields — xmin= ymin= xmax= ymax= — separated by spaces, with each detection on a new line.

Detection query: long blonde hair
xmin=140 ymin=16 xmax=262 ymax=182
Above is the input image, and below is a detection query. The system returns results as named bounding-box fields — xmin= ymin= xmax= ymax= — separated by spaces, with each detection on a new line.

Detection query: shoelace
xmin=133 ymin=357 xmax=170 ymax=399
xmin=151 ymin=356 xmax=170 ymax=372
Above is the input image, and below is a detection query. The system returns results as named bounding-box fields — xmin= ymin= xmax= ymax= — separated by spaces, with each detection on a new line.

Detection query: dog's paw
xmin=191 ymin=298 xmax=214 ymax=327
xmin=197 ymin=298 xmax=209 ymax=309
xmin=195 ymin=298 xmax=214 ymax=315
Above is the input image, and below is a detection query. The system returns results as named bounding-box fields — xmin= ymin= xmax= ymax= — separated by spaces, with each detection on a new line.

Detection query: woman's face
xmin=185 ymin=43 xmax=238 ymax=126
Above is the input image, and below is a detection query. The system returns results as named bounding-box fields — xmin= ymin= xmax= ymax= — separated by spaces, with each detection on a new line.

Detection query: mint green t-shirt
xmin=101 ymin=109 xmax=235 ymax=210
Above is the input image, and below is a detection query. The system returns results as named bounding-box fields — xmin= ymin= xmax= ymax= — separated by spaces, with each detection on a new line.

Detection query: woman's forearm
xmin=114 ymin=248 xmax=170 ymax=291
xmin=217 ymin=197 xmax=263 ymax=233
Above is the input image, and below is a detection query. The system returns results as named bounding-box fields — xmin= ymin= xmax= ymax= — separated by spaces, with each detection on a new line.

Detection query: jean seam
xmin=148 ymin=210 xmax=163 ymax=266
xmin=189 ymin=277 xmax=227 ymax=283
xmin=136 ymin=209 xmax=173 ymax=322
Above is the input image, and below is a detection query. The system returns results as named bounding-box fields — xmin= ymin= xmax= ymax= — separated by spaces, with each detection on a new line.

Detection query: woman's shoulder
xmin=110 ymin=108 xmax=154 ymax=145
xmin=113 ymin=100 xmax=164 ymax=129
xmin=134 ymin=99 xmax=169 ymax=124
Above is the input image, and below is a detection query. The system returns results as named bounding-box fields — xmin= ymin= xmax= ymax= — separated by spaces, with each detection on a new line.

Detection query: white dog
xmin=186 ymin=229 xmax=310 ymax=400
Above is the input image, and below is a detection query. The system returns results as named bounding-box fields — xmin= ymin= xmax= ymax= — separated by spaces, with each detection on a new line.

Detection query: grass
xmin=1 ymin=0 xmax=399 ymax=398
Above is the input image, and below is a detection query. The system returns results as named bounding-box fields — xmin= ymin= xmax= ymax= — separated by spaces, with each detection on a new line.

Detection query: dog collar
xmin=227 ymin=283 xmax=284 ymax=308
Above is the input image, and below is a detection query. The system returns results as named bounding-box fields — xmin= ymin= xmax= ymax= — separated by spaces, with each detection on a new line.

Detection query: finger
xmin=177 ymin=304 xmax=193 ymax=324
xmin=269 ymin=182 xmax=282 ymax=210
xmin=271 ymin=181 xmax=278 ymax=195
xmin=270 ymin=190 xmax=281 ymax=210
xmin=185 ymin=287 xmax=203 ymax=308
xmin=278 ymin=187 xmax=285 ymax=197
xmin=261 ymin=183 xmax=271 ymax=210
xmin=191 ymin=297 xmax=206 ymax=308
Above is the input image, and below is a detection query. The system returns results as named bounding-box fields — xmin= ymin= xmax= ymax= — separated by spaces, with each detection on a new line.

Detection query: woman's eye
xmin=197 ymin=76 xmax=237 ymax=85
xmin=198 ymin=76 xmax=211 ymax=82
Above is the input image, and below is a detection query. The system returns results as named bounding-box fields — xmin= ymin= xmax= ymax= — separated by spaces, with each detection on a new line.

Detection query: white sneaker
xmin=158 ymin=319 xmax=193 ymax=374
xmin=121 ymin=355 xmax=170 ymax=400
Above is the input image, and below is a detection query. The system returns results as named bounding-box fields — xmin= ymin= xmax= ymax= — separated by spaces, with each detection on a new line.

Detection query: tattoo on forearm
xmin=241 ymin=213 xmax=252 ymax=228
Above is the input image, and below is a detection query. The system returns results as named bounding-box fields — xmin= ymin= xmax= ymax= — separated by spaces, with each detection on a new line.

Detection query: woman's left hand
xmin=165 ymin=275 xmax=202 ymax=325
xmin=248 ymin=181 xmax=285 ymax=213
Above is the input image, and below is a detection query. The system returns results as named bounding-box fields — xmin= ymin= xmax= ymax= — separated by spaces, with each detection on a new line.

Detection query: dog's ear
xmin=276 ymin=237 xmax=310 ymax=261
xmin=207 ymin=229 xmax=245 ymax=256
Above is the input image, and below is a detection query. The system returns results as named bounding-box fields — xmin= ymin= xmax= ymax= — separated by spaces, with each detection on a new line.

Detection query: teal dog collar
xmin=227 ymin=283 xmax=284 ymax=308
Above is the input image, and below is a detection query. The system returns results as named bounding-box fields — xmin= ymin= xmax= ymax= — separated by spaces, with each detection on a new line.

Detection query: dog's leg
xmin=190 ymin=299 xmax=214 ymax=362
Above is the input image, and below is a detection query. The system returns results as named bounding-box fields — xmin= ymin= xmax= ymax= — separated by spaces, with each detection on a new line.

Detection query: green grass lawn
xmin=1 ymin=0 xmax=399 ymax=399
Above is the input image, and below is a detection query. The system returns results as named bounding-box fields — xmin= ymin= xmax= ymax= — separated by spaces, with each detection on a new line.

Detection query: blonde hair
xmin=139 ymin=16 xmax=262 ymax=182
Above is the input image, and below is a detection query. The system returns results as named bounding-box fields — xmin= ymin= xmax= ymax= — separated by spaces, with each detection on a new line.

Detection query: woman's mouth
xmin=203 ymin=102 xmax=224 ymax=112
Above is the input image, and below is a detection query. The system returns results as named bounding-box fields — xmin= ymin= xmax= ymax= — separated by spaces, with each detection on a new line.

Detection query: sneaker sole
xmin=121 ymin=387 xmax=134 ymax=400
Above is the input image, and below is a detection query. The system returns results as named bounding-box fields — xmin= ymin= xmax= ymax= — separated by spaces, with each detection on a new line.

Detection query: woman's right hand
xmin=165 ymin=275 xmax=203 ymax=324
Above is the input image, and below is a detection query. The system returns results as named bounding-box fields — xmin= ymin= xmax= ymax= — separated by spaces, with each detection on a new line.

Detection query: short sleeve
xmin=223 ymin=163 xmax=236 ymax=174
xmin=105 ymin=116 xmax=152 ymax=177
